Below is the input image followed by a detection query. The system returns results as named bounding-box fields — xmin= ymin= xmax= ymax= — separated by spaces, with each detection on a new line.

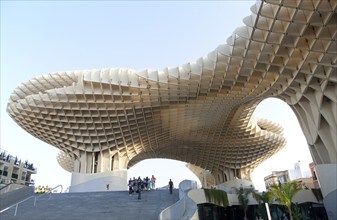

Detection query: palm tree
xmin=252 ymin=190 xmax=273 ymax=204
xmin=252 ymin=190 xmax=273 ymax=219
xmin=269 ymin=181 xmax=301 ymax=220
xmin=235 ymin=186 xmax=253 ymax=220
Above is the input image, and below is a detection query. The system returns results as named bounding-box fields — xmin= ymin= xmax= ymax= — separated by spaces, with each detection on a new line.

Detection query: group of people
xmin=127 ymin=175 xmax=174 ymax=199
xmin=128 ymin=175 xmax=157 ymax=198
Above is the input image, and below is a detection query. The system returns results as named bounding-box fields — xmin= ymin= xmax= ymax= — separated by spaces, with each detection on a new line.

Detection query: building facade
xmin=309 ymin=162 xmax=320 ymax=189
xmin=264 ymin=170 xmax=316 ymax=190
xmin=0 ymin=149 xmax=37 ymax=186
xmin=264 ymin=170 xmax=291 ymax=189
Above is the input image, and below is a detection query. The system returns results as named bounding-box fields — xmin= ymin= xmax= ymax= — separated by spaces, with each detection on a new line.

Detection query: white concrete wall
xmin=315 ymin=164 xmax=337 ymax=220
xmin=159 ymin=180 xmax=198 ymax=220
xmin=292 ymin=190 xmax=319 ymax=204
xmin=69 ymin=170 xmax=127 ymax=192
xmin=188 ymin=188 xmax=258 ymax=207
xmin=188 ymin=189 xmax=206 ymax=205
xmin=216 ymin=179 xmax=254 ymax=190
xmin=315 ymin=164 xmax=337 ymax=197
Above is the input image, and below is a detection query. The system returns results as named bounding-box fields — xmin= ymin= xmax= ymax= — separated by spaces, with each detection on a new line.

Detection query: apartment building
xmin=0 ymin=149 xmax=37 ymax=186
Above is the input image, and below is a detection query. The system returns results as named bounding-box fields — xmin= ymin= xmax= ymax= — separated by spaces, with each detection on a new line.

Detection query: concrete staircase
xmin=0 ymin=185 xmax=34 ymax=211
xmin=0 ymin=189 xmax=179 ymax=220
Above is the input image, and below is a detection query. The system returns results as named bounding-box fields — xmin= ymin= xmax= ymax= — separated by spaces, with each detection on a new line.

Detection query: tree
xmin=252 ymin=190 xmax=273 ymax=219
xmin=235 ymin=186 xmax=253 ymax=219
xmin=252 ymin=190 xmax=273 ymax=204
xmin=269 ymin=181 xmax=302 ymax=220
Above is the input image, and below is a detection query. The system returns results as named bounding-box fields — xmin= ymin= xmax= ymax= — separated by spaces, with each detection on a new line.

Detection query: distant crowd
xmin=128 ymin=175 xmax=157 ymax=195
xmin=126 ymin=175 xmax=174 ymax=200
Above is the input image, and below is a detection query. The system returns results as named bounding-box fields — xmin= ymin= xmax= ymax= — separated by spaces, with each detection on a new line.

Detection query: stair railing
xmin=14 ymin=196 xmax=35 ymax=216
xmin=34 ymin=184 xmax=63 ymax=204
xmin=0 ymin=184 xmax=63 ymax=216
xmin=0 ymin=182 xmax=12 ymax=191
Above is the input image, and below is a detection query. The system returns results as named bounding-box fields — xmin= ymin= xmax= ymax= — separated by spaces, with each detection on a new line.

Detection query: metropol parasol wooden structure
xmin=7 ymin=0 xmax=336 ymax=216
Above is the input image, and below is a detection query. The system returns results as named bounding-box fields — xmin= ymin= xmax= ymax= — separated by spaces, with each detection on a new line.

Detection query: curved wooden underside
xmin=7 ymin=0 xmax=336 ymax=183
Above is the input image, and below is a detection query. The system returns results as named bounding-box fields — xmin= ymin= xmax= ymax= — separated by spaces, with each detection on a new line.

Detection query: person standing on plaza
xmin=169 ymin=179 xmax=173 ymax=194
xmin=137 ymin=177 xmax=142 ymax=200
xmin=128 ymin=178 xmax=133 ymax=194
xmin=151 ymin=175 xmax=156 ymax=189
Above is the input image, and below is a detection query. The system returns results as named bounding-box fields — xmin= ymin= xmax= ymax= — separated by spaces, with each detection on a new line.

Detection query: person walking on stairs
xmin=169 ymin=179 xmax=173 ymax=194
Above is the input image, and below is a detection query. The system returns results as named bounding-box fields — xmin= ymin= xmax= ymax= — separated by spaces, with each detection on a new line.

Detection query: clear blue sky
xmin=1 ymin=1 xmax=313 ymax=191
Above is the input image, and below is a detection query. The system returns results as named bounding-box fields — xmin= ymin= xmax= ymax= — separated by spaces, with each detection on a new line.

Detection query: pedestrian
xmin=106 ymin=184 xmax=109 ymax=190
xmin=151 ymin=175 xmax=156 ymax=189
xmin=147 ymin=178 xmax=151 ymax=190
xmin=282 ymin=214 xmax=288 ymax=220
xmin=133 ymin=177 xmax=137 ymax=191
xmin=137 ymin=177 xmax=142 ymax=200
xmin=145 ymin=176 xmax=150 ymax=190
xmin=169 ymin=179 xmax=173 ymax=194
xmin=128 ymin=178 xmax=133 ymax=194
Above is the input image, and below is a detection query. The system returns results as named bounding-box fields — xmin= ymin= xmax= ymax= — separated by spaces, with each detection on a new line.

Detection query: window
xmin=3 ymin=166 xmax=8 ymax=176
xmin=278 ymin=175 xmax=286 ymax=184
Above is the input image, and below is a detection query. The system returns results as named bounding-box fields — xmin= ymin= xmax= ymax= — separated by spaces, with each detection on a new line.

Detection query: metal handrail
xmin=0 ymin=183 xmax=13 ymax=191
xmin=36 ymin=184 xmax=63 ymax=201
xmin=0 ymin=183 xmax=27 ymax=195
xmin=0 ymin=184 xmax=63 ymax=216
xmin=38 ymin=184 xmax=63 ymax=195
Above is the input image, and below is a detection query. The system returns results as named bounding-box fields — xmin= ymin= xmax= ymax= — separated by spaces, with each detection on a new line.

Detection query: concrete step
xmin=0 ymin=189 xmax=179 ymax=220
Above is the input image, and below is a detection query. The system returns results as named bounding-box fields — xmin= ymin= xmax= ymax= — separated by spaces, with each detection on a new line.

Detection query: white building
xmin=0 ymin=149 xmax=37 ymax=186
